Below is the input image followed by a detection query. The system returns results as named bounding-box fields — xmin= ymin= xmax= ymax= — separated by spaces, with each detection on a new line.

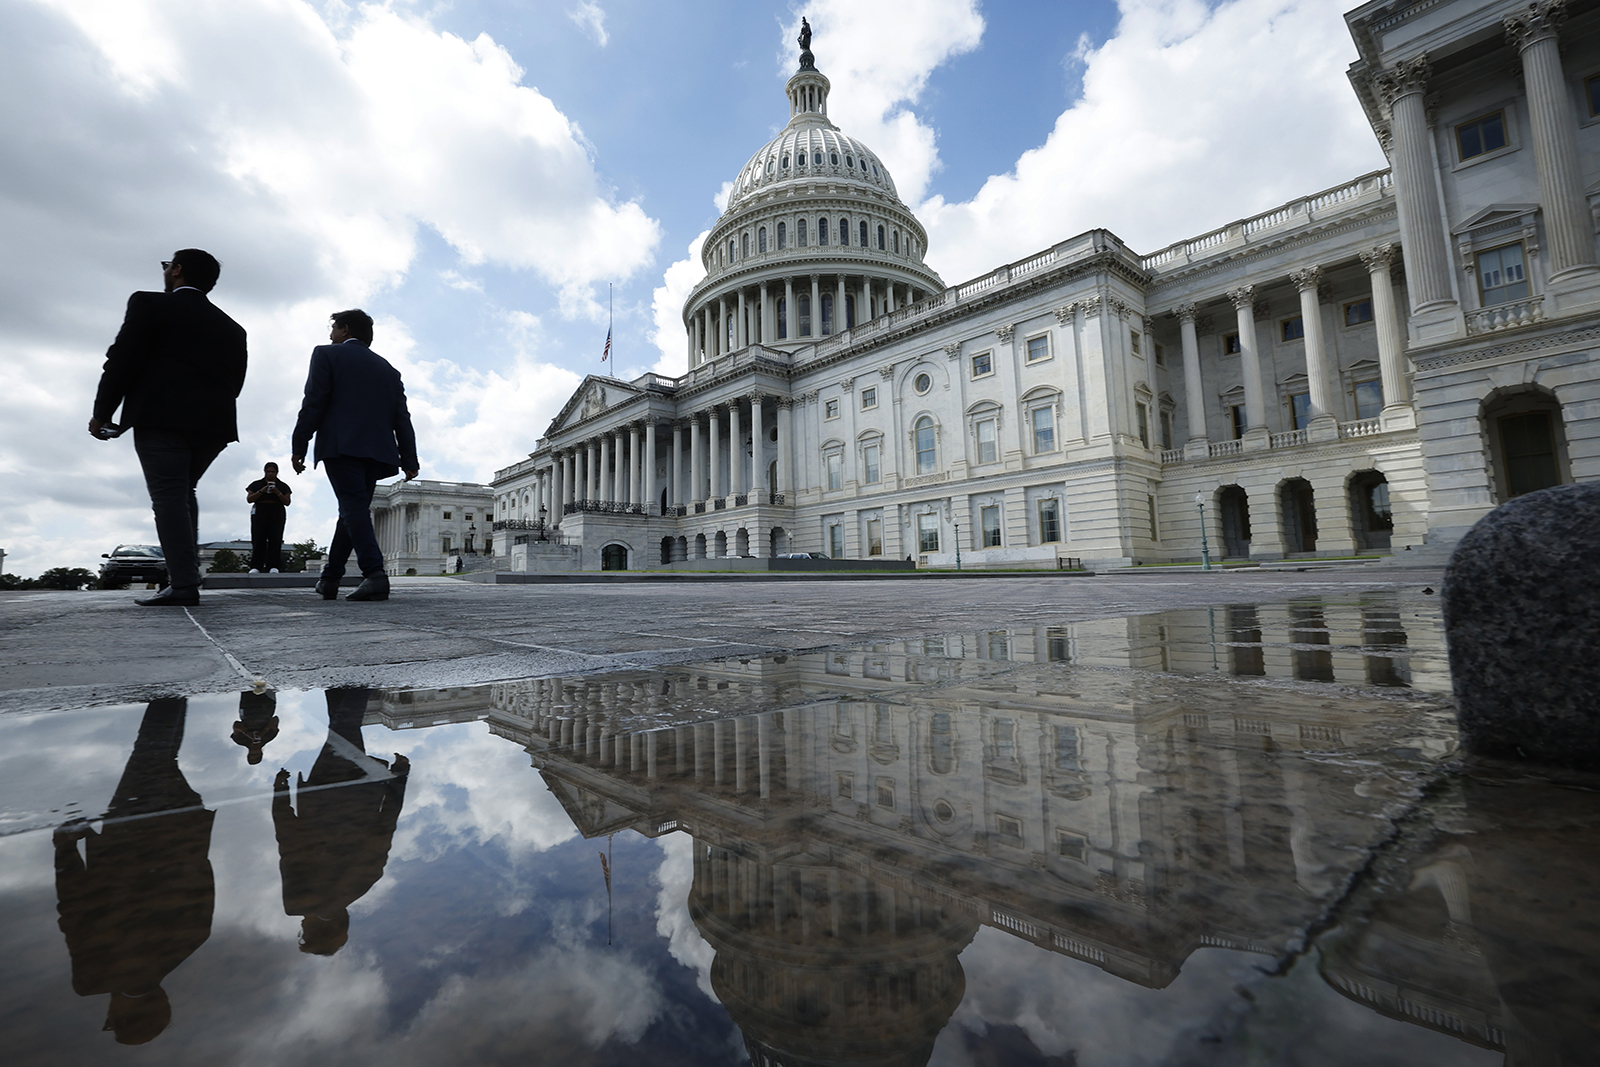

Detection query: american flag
xmin=601 ymin=326 xmax=611 ymax=362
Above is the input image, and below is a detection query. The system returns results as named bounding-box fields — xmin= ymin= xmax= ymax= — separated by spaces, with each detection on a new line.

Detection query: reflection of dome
xmin=691 ymin=843 xmax=977 ymax=1067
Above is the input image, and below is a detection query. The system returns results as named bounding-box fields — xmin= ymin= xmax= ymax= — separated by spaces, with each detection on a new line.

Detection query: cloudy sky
xmin=0 ymin=0 xmax=1386 ymax=576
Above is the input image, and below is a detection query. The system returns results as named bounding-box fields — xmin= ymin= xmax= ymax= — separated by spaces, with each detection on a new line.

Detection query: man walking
xmin=290 ymin=309 xmax=417 ymax=602
xmin=90 ymin=249 xmax=248 ymax=607
xmin=245 ymin=462 xmax=292 ymax=572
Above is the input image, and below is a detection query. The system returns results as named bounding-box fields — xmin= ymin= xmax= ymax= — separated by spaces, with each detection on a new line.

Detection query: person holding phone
xmin=244 ymin=462 xmax=292 ymax=572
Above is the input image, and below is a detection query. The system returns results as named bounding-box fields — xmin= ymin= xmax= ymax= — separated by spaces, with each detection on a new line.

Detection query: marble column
xmin=599 ymin=434 xmax=613 ymax=502
xmin=776 ymin=398 xmax=792 ymax=495
xmin=718 ymin=295 xmax=728 ymax=356
xmin=737 ymin=288 xmax=748 ymax=349
xmin=809 ymin=274 xmax=821 ymax=338
xmin=783 ymin=279 xmax=795 ymax=341
xmin=628 ymin=425 xmax=641 ymax=506
xmin=700 ymin=306 xmax=710 ymax=363
xmin=1290 ymin=266 xmax=1337 ymax=439
xmin=750 ymin=393 xmax=766 ymax=495
xmin=1360 ymin=243 xmax=1415 ymax=427
xmin=690 ymin=415 xmax=704 ymax=505
xmin=760 ymin=282 xmax=771 ymax=344
xmin=729 ymin=399 xmax=743 ymax=495
xmin=644 ymin=418 xmax=658 ymax=514
xmin=1375 ymin=56 xmax=1454 ymax=310
xmin=1506 ymin=3 xmax=1598 ymax=281
xmin=836 ymin=275 xmax=847 ymax=333
xmin=860 ymin=276 xmax=872 ymax=323
xmin=709 ymin=407 xmax=723 ymax=500
xmin=685 ymin=322 xmax=694 ymax=367
xmin=1228 ymin=286 xmax=1268 ymax=444
xmin=671 ymin=420 xmax=684 ymax=507
xmin=587 ymin=441 xmax=599 ymax=501
xmin=886 ymin=280 xmax=896 ymax=313
xmin=1176 ymin=303 xmax=1208 ymax=452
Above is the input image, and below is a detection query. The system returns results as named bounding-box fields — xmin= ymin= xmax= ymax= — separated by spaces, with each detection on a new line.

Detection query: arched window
xmin=821 ymin=293 xmax=833 ymax=335
xmin=758 ymin=227 xmax=767 ymax=253
xmin=729 ymin=238 xmax=736 ymax=261
xmin=915 ymin=417 xmax=937 ymax=474
xmin=814 ymin=151 xmax=822 ymax=165
xmin=797 ymin=151 xmax=806 ymax=167
xmin=838 ymin=218 xmax=849 ymax=245
xmin=777 ymin=297 xmax=787 ymax=339
xmin=818 ymin=218 xmax=828 ymax=246
xmin=742 ymin=233 xmax=749 ymax=258
xmin=777 ymin=222 xmax=786 ymax=250
xmin=845 ymin=294 xmax=855 ymax=329
xmin=859 ymin=221 xmax=868 ymax=246
xmin=830 ymin=151 xmax=839 ymax=165
xmin=798 ymin=294 xmax=812 ymax=336
xmin=846 ymin=155 xmax=854 ymax=167
xmin=798 ymin=218 xmax=808 ymax=247
xmin=893 ymin=230 xmax=900 ymax=253
xmin=781 ymin=153 xmax=790 ymax=168
xmin=877 ymin=225 xmax=886 ymax=250
xmin=767 ymin=159 xmax=774 ymax=174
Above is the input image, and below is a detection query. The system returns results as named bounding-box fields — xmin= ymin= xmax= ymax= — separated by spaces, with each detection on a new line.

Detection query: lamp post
xmin=538 ymin=504 xmax=549 ymax=542
xmin=953 ymin=519 xmax=962 ymax=571
xmin=1194 ymin=491 xmax=1212 ymax=571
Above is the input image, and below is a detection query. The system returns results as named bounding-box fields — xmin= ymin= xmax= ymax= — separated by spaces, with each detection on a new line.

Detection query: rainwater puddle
xmin=1 ymin=594 xmax=1595 ymax=1065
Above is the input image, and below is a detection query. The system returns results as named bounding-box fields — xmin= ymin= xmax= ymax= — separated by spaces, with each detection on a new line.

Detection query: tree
xmin=0 ymin=573 xmax=32 ymax=590
xmin=35 ymin=567 xmax=98 ymax=590
xmin=282 ymin=540 xmax=325 ymax=573
xmin=208 ymin=548 xmax=248 ymax=573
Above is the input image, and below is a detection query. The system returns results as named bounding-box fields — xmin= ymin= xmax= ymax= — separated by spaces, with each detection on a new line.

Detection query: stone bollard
xmin=1443 ymin=483 xmax=1600 ymax=770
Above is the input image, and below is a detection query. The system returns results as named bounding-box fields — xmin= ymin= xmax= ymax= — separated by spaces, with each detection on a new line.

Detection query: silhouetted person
xmin=290 ymin=309 xmax=418 ymax=602
xmin=90 ymin=249 xmax=248 ymax=606
xmin=273 ymin=688 xmax=408 ymax=955
xmin=245 ymin=462 xmax=292 ymax=572
xmin=231 ymin=686 xmax=280 ymax=765
xmin=53 ymin=698 xmax=214 ymax=1044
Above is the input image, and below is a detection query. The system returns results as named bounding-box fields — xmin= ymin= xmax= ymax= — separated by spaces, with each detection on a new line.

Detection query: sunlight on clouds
xmin=649 ymin=231 xmax=708 ymax=375
xmin=653 ymin=832 xmax=718 ymax=999
xmin=35 ymin=0 xmax=183 ymax=97
xmin=568 ymin=0 xmax=609 ymax=47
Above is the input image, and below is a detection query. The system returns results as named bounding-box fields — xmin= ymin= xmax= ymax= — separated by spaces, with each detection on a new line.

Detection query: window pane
xmin=981 ymin=505 xmax=1001 ymax=547
xmin=918 ymin=514 xmax=939 ymax=552
xmin=829 ymin=525 xmax=845 ymax=557
xmin=1231 ymin=405 xmax=1247 ymax=438
xmin=1291 ymin=392 xmax=1312 ymax=430
xmin=861 ymin=386 xmax=876 ymax=409
xmin=1039 ymin=499 xmax=1061 ymax=543
xmin=1027 ymin=336 xmax=1049 ymax=361
xmin=971 ymin=352 xmax=992 ymax=377
xmin=1031 ymin=407 xmax=1055 ymax=453
xmin=1354 ymin=380 xmax=1383 ymax=420
xmin=976 ymin=419 xmax=996 ymax=464
xmin=826 ymin=453 xmax=842 ymax=490
xmin=863 ymin=444 xmax=880 ymax=484
xmin=1590 ymin=75 xmax=1600 ymax=117
xmin=1458 ymin=121 xmax=1482 ymax=159
xmin=1501 ymin=412 xmax=1561 ymax=496
xmin=1482 ymin=112 xmax=1506 ymax=153
xmin=1136 ymin=404 xmax=1149 ymax=447
xmin=867 ymin=519 xmax=882 ymax=556
xmin=1282 ymin=317 xmax=1304 ymax=341
xmin=1345 ymin=299 xmax=1373 ymax=326
xmin=1225 ymin=333 xmax=1241 ymax=354
xmin=916 ymin=420 xmax=937 ymax=473
xmin=1160 ymin=411 xmax=1173 ymax=450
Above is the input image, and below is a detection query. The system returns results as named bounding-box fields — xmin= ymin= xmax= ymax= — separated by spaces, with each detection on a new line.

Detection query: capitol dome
xmin=682 ymin=20 xmax=944 ymax=366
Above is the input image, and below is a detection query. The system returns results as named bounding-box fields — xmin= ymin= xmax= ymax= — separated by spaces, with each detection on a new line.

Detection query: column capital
xmin=1359 ymin=242 xmax=1401 ymax=272
xmin=798 ymin=389 xmax=820 ymax=403
xmin=840 ymin=376 xmax=856 ymax=392
xmin=879 ymin=363 xmax=896 ymax=379
xmin=943 ymin=341 xmax=963 ymax=357
xmin=1081 ymin=295 xmax=1103 ymax=318
xmin=1108 ymin=299 xmax=1132 ymax=321
xmin=671 ymin=418 xmax=688 ymax=431
xmin=1052 ymin=304 xmax=1076 ymax=325
xmin=1141 ymin=315 xmax=1156 ymax=333
xmin=1505 ymin=1 xmax=1565 ymax=51
xmin=995 ymin=323 xmax=1016 ymax=342
xmin=776 ymin=396 xmax=796 ymax=409
xmin=643 ymin=414 xmax=660 ymax=426
xmin=1226 ymin=285 xmax=1256 ymax=310
xmin=1289 ymin=266 xmax=1323 ymax=293
xmin=1374 ymin=53 xmax=1431 ymax=109
xmin=1173 ymin=302 xmax=1198 ymax=323
xmin=809 ymin=272 xmax=820 ymax=282
xmin=746 ymin=389 xmax=765 ymax=404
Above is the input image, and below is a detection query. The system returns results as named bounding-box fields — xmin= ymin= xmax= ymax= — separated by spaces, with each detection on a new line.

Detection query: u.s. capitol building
xmin=483 ymin=0 xmax=1600 ymax=571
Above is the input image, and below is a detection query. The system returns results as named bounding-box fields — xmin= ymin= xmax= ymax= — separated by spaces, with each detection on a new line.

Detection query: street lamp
xmin=538 ymin=503 xmax=549 ymax=542
xmin=1194 ymin=490 xmax=1212 ymax=571
xmin=953 ymin=519 xmax=962 ymax=571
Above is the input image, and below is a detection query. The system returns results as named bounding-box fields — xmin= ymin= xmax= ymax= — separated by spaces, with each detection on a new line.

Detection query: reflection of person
xmin=232 ymin=687 xmax=280 ymax=765
xmin=245 ymin=463 xmax=292 ymax=573
xmin=290 ymin=310 xmax=418 ymax=602
xmin=89 ymin=249 xmax=248 ymax=607
xmin=53 ymin=698 xmax=214 ymax=1045
xmin=273 ymin=688 xmax=409 ymax=955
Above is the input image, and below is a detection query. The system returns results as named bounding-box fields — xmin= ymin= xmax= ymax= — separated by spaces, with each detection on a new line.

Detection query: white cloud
xmin=919 ymin=0 xmax=1388 ymax=283
xmin=568 ymin=1 xmax=609 ymax=47
xmin=649 ymin=231 xmax=709 ymax=376
xmin=652 ymin=832 xmax=718 ymax=999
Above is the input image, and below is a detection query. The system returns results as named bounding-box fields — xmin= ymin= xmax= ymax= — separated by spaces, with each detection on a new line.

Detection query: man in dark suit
xmin=90 ymin=249 xmax=248 ymax=606
xmin=290 ymin=309 xmax=418 ymax=602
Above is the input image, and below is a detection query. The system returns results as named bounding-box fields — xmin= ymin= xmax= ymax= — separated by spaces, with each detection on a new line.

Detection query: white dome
xmin=725 ymin=122 xmax=899 ymax=213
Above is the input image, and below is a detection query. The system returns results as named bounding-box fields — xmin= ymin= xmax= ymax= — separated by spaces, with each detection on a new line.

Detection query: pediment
xmin=1278 ymin=371 xmax=1309 ymax=388
xmin=1452 ymin=203 xmax=1539 ymax=235
xmin=1344 ymin=358 xmax=1380 ymax=375
xmin=547 ymin=375 xmax=644 ymax=435
xmin=538 ymin=770 xmax=642 ymax=838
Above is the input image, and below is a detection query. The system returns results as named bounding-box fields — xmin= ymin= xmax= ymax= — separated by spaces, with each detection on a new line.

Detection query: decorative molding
xmin=879 ymin=364 xmax=896 ymax=379
xmin=942 ymin=342 xmax=963 ymax=358
xmin=1359 ymin=242 xmax=1400 ymax=272
xmin=1289 ymin=266 xmax=1323 ymax=292
xmin=1373 ymin=53 xmax=1431 ymax=110
xmin=798 ymin=389 xmax=820 ymax=403
xmin=1504 ymin=1 xmax=1565 ymax=52
xmin=1413 ymin=323 xmax=1600 ymax=371
xmin=840 ymin=376 xmax=855 ymax=392
xmin=1173 ymin=302 xmax=1198 ymax=323
xmin=1226 ymin=285 xmax=1256 ymax=310
xmin=1052 ymin=304 xmax=1077 ymax=326
xmin=1108 ymin=299 xmax=1131 ymax=320
xmin=995 ymin=324 xmax=1016 ymax=343
xmin=1081 ymin=295 xmax=1103 ymax=318
xmin=776 ymin=396 xmax=795 ymax=408
xmin=746 ymin=389 xmax=765 ymax=404
xmin=1141 ymin=315 xmax=1156 ymax=334
xmin=1195 ymin=315 xmax=1214 ymax=334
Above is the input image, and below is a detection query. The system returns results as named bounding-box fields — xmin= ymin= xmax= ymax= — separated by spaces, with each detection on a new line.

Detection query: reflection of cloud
xmin=653 ymin=832 xmax=717 ymax=999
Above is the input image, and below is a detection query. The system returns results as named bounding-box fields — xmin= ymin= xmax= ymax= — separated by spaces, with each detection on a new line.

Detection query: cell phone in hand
xmin=94 ymin=423 xmax=127 ymax=440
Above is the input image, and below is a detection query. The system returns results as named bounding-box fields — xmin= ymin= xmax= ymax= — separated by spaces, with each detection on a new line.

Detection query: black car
xmin=100 ymin=544 xmax=167 ymax=585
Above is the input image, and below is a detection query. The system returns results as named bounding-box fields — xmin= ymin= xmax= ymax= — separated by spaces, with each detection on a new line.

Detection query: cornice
xmin=1144 ymin=207 xmax=1399 ymax=298
xmin=1412 ymin=321 xmax=1600 ymax=371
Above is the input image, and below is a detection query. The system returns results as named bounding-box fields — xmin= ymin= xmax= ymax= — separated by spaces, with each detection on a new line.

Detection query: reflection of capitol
xmin=452 ymin=596 xmax=1515 ymax=1064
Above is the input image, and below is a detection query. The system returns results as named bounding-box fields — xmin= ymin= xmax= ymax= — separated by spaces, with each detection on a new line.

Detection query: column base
xmin=1242 ymin=427 xmax=1272 ymax=453
xmin=1380 ymin=403 xmax=1417 ymax=432
xmin=1546 ymin=265 xmax=1600 ymax=315
xmin=1407 ymin=301 xmax=1465 ymax=345
xmin=1183 ymin=438 xmax=1210 ymax=462
xmin=1307 ymin=414 xmax=1340 ymax=443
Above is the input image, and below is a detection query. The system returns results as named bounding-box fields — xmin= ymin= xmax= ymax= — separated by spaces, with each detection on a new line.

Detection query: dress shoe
xmin=345 ymin=574 xmax=390 ymax=602
xmin=313 ymin=578 xmax=339 ymax=600
xmin=136 ymin=585 xmax=200 ymax=607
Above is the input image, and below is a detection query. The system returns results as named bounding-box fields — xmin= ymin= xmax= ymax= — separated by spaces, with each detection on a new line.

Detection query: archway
xmin=714 ymin=531 xmax=728 ymax=558
xmin=1347 ymin=470 xmax=1393 ymax=552
xmin=1279 ymin=479 xmax=1318 ymax=554
xmin=735 ymin=528 xmax=750 ymax=556
xmin=659 ymin=536 xmax=675 ymax=565
xmin=1217 ymin=486 xmax=1251 ymax=559
xmin=601 ymin=544 xmax=629 ymax=571
xmin=771 ymin=527 xmax=788 ymax=555
xmin=694 ymin=533 xmax=707 ymax=559
xmin=1483 ymin=387 xmax=1569 ymax=501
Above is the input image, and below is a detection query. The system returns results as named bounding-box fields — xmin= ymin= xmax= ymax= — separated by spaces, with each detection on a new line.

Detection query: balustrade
xmin=1466 ymin=295 xmax=1545 ymax=335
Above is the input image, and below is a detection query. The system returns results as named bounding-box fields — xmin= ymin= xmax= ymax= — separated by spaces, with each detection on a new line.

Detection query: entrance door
xmin=1279 ymin=479 xmax=1318 ymax=553
xmin=1219 ymin=486 xmax=1251 ymax=559
xmin=601 ymin=544 xmax=628 ymax=570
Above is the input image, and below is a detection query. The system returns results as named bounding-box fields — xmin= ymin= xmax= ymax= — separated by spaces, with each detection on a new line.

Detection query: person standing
xmin=244 ymin=462 xmax=292 ymax=572
xmin=290 ymin=309 xmax=418 ymax=602
xmin=90 ymin=249 xmax=248 ymax=607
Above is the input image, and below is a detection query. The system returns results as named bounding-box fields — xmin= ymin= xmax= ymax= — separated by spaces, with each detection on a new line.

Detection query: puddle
xmin=0 ymin=595 xmax=1593 ymax=1065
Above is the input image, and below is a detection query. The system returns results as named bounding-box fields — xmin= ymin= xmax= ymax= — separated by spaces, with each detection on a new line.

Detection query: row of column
xmin=1174 ymin=247 xmax=1408 ymax=445
xmin=1377 ymin=3 xmax=1596 ymax=315
xmin=688 ymin=274 xmax=924 ymax=364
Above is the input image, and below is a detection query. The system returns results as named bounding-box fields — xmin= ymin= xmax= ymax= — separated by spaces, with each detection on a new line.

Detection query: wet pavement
xmin=2 ymin=590 xmax=1596 ymax=1065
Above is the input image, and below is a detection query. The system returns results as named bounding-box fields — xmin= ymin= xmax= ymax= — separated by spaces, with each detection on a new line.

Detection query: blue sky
xmin=0 ymin=0 xmax=1386 ymax=574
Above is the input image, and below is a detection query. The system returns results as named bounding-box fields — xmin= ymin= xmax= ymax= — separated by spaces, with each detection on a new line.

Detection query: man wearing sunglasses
xmin=90 ymin=250 xmax=248 ymax=607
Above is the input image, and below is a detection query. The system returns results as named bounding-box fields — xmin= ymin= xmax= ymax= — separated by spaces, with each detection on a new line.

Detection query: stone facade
xmin=369 ymin=479 xmax=493 ymax=576
xmin=487 ymin=0 xmax=1600 ymax=570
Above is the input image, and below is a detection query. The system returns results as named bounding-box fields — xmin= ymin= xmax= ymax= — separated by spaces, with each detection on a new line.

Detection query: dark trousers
xmin=319 ymin=458 xmax=387 ymax=581
xmin=251 ymin=511 xmax=286 ymax=571
xmin=133 ymin=428 xmax=226 ymax=590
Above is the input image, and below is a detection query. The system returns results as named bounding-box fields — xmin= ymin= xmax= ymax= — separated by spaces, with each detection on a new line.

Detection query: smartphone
xmin=94 ymin=423 xmax=128 ymax=440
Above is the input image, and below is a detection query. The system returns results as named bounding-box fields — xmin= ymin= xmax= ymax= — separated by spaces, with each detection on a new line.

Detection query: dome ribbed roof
xmin=725 ymin=122 xmax=899 ymax=213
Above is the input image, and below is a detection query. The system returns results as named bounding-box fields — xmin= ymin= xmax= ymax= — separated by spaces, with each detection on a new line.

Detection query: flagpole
xmin=609 ymin=283 xmax=614 ymax=367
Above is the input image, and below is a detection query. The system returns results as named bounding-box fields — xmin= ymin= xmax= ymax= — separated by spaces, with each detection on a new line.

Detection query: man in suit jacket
xmin=290 ymin=309 xmax=418 ymax=602
xmin=90 ymin=250 xmax=248 ymax=606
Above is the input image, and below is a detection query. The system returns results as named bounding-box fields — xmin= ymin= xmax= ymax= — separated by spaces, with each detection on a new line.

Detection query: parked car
xmin=100 ymin=544 xmax=167 ymax=585
xmin=777 ymin=552 xmax=830 ymax=559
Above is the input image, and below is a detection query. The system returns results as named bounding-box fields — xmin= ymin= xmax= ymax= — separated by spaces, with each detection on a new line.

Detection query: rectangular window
xmin=826 ymin=452 xmax=843 ymax=491
xmin=1345 ymin=299 xmax=1373 ymax=326
xmin=1589 ymin=73 xmax=1600 ymax=117
xmin=981 ymin=504 xmax=1002 ymax=547
xmin=837 ymin=772 xmax=852 ymax=799
xmin=824 ymin=398 xmax=840 ymax=420
xmin=877 ymin=778 xmax=895 ymax=809
xmin=799 ymin=294 xmax=812 ymax=336
xmin=1160 ymin=410 xmax=1173 ymax=450
xmin=828 ymin=524 xmax=845 ymax=558
xmin=1039 ymin=499 xmax=1061 ymax=543
xmin=443 ymin=511 xmax=452 ymax=520
xmin=1281 ymin=316 xmax=1304 ymax=341
xmin=1290 ymin=392 xmax=1312 ymax=430
xmin=863 ymin=443 xmax=881 ymax=484
xmin=1136 ymin=404 xmax=1150 ymax=448
xmin=1057 ymin=829 xmax=1088 ymax=862
xmin=917 ymin=513 xmax=939 ymax=553
xmin=1025 ymin=335 xmax=1050 ymax=362
xmin=860 ymin=386 xmax=877 ymax=409
xmin=441 ymin=536 xmax=451 ymax=552
xmin=866 ymin=518 xmax=883 ymax=556
xmin=971 ymin=351 xmax=992 ymax=378
xmin=1354 ymin=380 xmax=1383 ymax=421
xmin=1457 ymin=110 xmax=1508 ymax=161
xmin=987 ymin=631 xmax=1009 ymax=660
xmin=1130 ymin=330 xmax=1142 ymax=357
xmin=1154 ymin=342 xmax=1166 ymax=366
xmin=1230 ymin=404 xmax=1247 ymax=439
xmin=995 ymin=814 xmax=1023 ymax=847
xmin=1054 ymin=725 xmax=1081 ymax=770
xmin=1147 ymin=494 xmax=1159 ymax=541
xmin=1224 ymin=332 xmax=1241 ymax=355
xmin=1478 ymin=243 xmax=1530 ymax=306
xmin=993 ymin=718 xmax=1016 ymax=758
xmin=976 ymin=418 xmax=997 ymax=464
xmin=1031 ymin=406 xmax=1056 ymax=453
xmin=1046 ymin=626 xmax=1070 ymax=662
